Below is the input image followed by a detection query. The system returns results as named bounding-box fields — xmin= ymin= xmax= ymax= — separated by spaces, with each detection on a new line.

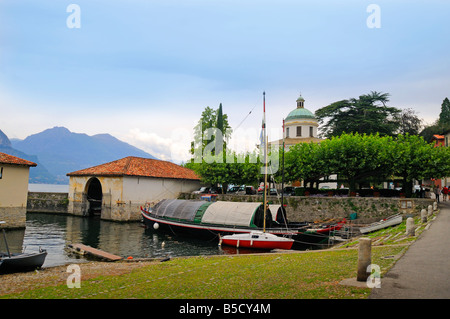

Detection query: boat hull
xmin=220 ymin=232 xmax=294 ymax=250
xmin=141 ymin=208 xmax=300 ymax=240
xmin=141 ymin=208 xmax=338 ymax=250
xmin=0 ymin=251 xmax=47 ymax=274
xmin=359 ymin=215 xmax=402 ymax=234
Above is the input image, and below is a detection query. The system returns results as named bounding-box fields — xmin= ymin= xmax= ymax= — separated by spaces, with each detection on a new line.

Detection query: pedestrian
xmin=434 ymin=185 xmax=441 ymax=203
xmin=443 ymin=185 xmax=449 ymax=202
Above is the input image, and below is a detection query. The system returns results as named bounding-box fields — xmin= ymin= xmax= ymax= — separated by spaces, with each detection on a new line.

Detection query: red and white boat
xmin=218 ymin=92 xmax=295 ymax=251
xmin=220 ymin=231 xmax=294 ymax=250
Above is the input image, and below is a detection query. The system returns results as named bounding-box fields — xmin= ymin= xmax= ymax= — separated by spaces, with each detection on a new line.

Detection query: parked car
xmin=245 ymin=186 xmax=257 ymax=195
xmin=282 ymin=186 xmax=296 ymax=196
xmin=228 ymin=186 xmax=240 ymax=193
xmin=192 ymin=187 xmax=210 ymax=194
xmin=210 ymin=187 xmax=222 ymax=194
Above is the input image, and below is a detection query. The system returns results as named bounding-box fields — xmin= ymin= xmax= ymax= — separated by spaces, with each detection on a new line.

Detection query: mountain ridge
xmin=6 ymin=127 xmax=156 ymax=183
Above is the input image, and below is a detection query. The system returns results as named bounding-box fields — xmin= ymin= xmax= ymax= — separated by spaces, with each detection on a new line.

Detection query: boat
xmin=359 ymin=214 xmax=403 ymax=234
xmin=141 ymin=199 xmax=303 ymax=240
xmin=306 ymin=219 xmax=346 ymax=235
xmin=1 ymin=221 xmax=47 ymax=274
xmin=215 ymin=92 xmax=295 ymax=250
xmin=220 ymin=231 xmax=294 ymax=250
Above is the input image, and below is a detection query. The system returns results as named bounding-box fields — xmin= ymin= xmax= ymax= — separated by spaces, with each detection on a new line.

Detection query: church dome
xmin=285 ymin=107 xmax=316 ymax=121
xmin=286 ymin=95 xmax=316 ymax=121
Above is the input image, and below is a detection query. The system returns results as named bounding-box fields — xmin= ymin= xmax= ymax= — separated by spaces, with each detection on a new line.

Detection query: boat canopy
xmin=201 ymin=201 xmax=272 ymax=228
xmin=152 ymin=199 xmax=211 ymax=222
xmin=268 ymin=204 xmax=288 ymax=224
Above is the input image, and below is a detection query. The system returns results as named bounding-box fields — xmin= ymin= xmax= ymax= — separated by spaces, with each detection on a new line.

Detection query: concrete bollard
xmin=433 ymin=202 xmax=437 ymax=211
xmin=421 ymin=209 xmax=427 ymax=223
xmin=428 ymin=205 xmax=433 ymax=217
xmin=357 ymin=238 xmax=372 ymax=282
xmin=406 ymin=217 xmax=415 ymax=236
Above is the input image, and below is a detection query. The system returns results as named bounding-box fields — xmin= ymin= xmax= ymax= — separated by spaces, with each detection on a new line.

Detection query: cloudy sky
xmin=1 ymin=0 xmax=449 ymax=163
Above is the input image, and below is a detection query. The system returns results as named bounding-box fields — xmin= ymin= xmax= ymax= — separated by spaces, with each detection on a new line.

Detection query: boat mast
xmin=281 ymin=118 xmax=286 ymax=226
xmin=263 ymin=91 xmax=268 ymax=233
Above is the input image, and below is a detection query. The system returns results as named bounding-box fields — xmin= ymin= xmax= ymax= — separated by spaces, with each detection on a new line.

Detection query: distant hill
xmin=10 ymin=127 xmax=157 ymax=183
xmin=0 ymin=129 xmax=56 ymax=183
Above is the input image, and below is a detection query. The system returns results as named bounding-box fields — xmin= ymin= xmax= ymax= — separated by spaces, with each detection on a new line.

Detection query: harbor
xmin=2 ymin=212 xmax=294 ymax=269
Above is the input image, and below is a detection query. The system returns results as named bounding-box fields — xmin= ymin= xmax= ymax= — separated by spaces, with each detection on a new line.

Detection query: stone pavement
xmin=370 ymin=200 xmax=450 ymax=299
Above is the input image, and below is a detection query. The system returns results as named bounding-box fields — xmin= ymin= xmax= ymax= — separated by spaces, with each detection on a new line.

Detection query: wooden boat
xmin=1 ymin=221 xmax=47 ymax=274
xmin=214 ymin=92 xmax=295 ymax=251
xmin=219 ymin=231 xmax=294 ymax=250
xmin=306 ymin=219 xmax=346 ymax=235
xmin=141 ymin=199 xmax=303 ymax=240
xmin=359 ymin=214 xmax=403 ymax=234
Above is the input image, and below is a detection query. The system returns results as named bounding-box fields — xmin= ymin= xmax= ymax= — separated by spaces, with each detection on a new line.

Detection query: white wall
xmin=123 ymin=176 xmax=200 ymax=204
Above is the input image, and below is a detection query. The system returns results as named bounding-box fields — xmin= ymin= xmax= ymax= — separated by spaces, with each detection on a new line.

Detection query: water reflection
xmin=1 ymin=213 xmax=260 ymax=268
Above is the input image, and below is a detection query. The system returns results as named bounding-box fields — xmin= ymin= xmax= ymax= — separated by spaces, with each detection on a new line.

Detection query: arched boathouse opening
xmin=86 ymin=177 xmax=102 ymax=217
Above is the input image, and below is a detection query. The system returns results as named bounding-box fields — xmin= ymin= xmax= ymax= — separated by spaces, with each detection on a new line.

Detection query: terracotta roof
xmin=0 ymin=152 xmax=37 ymax=167
xmin=66 ymin=156 xmax=200 ymax=180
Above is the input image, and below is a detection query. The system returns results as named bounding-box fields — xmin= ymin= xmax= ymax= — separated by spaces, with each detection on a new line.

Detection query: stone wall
xmin=27 ymin=192 xmax=69 ymax=214
xmin=0 ymin=207 xmax=26 ymax=229
xmin=179 ymin=193 xmax=435 ymax=224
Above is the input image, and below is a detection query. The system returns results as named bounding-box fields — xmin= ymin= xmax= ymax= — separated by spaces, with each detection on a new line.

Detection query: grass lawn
xmin=2 ymin=245 xmax=406 ymax=299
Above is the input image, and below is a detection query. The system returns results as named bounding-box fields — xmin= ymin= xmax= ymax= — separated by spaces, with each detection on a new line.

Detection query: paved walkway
xmin=370 ymin=200 xmax=450 ymax=299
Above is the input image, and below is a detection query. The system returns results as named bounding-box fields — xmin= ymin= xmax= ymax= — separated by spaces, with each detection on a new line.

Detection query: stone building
xmin=0 ymin=152 xmax=37 ymax=228
xmin=66 ymin=156 xmax=201 ymax=221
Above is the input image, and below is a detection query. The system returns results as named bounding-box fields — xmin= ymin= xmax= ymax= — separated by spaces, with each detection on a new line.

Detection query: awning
xmin=153 ymin=199 xmax=206 ymax=221
xmin=201 ymin=201 xmax=268 ymax=227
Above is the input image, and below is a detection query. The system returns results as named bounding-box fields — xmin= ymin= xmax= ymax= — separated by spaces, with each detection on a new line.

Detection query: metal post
xmin=2 ymin=228 xmax=11 ymax=258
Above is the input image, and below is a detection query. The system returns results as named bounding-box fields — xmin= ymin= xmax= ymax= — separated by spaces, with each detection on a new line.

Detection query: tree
xmin=425 ymin=146 xmax=450 ymax=184
xmin=318 ymin=133 xmax=395 ymax=194
xmin=281 ymin=142 xmax=329 ymax=188
xmin=439 ymin=97 xmax=450 ymax=126
xmin=315 ymin=91 xmax=401 ymax=138
xmin=190 ymin=104 xmax=232 ymax=162
xmin=391 ymin=134 xmax=434 ymax=197
xmin=419 ymin=98 xmax=450 ymax=142
xmin=185 ymin=150 xmax=262 ymax=193
xmin=398 ymin=108 xmax=423 ymax=135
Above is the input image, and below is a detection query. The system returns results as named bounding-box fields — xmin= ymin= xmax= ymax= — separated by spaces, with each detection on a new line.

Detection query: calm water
xmin=1 ymin=213 xmax=252 ymax=268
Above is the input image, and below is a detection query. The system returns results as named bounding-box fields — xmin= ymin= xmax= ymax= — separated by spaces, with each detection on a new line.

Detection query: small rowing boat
xmin=359 ymin=214 xmax=402 ymax=234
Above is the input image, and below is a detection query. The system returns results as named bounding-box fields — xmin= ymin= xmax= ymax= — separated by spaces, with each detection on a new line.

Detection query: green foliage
xmin=419 ymin=97 xmax=450 ymax=143
xmin=439 ymin=97 xmax=450 ymax=126
xmin=186 ymin=151 xmax=262 ymax=191
xmin=282 ymin=133 xmax=450 ymax=197
xmin=315 ymin=91 xmax=402 ymax=138
xmin=190 ymin=104 xmax=232 ymax=158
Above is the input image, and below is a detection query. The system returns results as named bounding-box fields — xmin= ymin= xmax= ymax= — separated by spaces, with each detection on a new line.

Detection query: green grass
xmin=2 ymin=245 xmax=406 ymax=299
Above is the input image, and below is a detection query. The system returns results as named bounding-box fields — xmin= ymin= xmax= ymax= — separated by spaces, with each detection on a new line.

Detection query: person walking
xmin=434 ymin=185 xmax=441 ymax=203
xmin=443 ymin=185 xmax=449 ymax=202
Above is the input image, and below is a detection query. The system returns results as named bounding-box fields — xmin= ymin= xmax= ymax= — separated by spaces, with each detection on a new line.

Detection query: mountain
xmin=0 ymin=129 xmax=56 ymax=183
xmin=11 ymin=127 xmax=157 ymax=183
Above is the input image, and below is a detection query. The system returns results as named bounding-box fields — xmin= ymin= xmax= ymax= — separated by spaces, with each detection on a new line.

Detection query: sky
xmin=0 ymin=0 xmax=449 ymax=163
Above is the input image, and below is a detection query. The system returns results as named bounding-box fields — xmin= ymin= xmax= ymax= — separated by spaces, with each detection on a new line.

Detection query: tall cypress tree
xmin=216 ymin=103 xmax=224 ymax=154
xmin=439 ymin=97 xmax=450 ymax=125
